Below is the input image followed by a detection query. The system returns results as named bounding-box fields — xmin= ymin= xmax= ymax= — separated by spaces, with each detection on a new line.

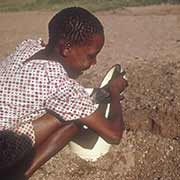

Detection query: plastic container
xmin=69 ymin=64 xmax=125 ymax=161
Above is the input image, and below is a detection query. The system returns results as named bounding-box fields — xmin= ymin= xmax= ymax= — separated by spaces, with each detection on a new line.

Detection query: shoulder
xmin=44 ymin=61 xmax=67 ymax=79
xmin=12 ymin=39 xmax=45 ymax=63
xmin=15 ymin=38 xmax=44 ymax=51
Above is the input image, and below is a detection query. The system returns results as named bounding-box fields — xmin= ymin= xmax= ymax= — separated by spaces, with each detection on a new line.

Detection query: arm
xmin=80 ymin=74 xmax=127 ymax=144
xmin=24 ymin=94 xmax=124 ymax=177
xmin=23 ymin=73 xmax=127 ymax=177
xmin=24 ymin=121 xmax=81 ymax=178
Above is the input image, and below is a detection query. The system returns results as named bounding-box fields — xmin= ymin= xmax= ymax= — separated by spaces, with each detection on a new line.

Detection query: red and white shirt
xmin=0 ymin=39 xmax=97 ymax=132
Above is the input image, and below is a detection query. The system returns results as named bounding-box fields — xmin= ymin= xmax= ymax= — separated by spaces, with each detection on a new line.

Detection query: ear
xmin=63 ymin=44 xmax=71 ymax=57
xmin=58 ymin=40 xmax=71 ymax=57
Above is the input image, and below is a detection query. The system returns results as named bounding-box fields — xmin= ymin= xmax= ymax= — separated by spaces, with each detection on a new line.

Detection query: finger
xmin=120 ymin=70 xmax=126 ymax=76
xmin=116 ymin=71 xmax=127 ymax=81
xmin=119 ymin=94 xmax=125 ymax=100
xmin=123 ymin=73 xmax=128 ymax=80
xmin=123 ymin=78 xmax=128 ymax=88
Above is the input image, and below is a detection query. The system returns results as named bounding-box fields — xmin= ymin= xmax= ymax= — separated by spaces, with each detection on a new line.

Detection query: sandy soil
xmin=0 ymin=4 xmax=180 ymax=180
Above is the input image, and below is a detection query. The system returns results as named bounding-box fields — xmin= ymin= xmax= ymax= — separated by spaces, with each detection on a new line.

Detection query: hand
xmin=108 ymin=72 xmax=128 ymax=96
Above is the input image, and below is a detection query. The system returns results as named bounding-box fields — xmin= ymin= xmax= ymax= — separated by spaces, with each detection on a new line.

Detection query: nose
xmin=91 ymin=58 xmax=97 ymax=65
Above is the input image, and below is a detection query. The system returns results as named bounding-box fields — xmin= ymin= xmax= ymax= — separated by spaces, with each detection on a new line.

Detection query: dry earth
xmin=0 ymin=4 xmax=180 ymax=180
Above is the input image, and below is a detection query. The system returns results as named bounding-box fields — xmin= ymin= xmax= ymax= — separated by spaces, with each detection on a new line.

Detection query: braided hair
xmin=46 ymin=7 xmax=104 ymax=53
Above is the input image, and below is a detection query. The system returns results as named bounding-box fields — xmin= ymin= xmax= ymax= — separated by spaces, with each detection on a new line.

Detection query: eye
xmin=88 ymin=54 xmax=96 ymax=60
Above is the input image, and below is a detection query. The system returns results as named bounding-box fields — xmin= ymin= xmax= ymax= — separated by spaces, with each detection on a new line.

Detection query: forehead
xmin=70 ymin=33 xmax=104 ymax=55
xmin=83 ymin=33 xmax=105 ymax=50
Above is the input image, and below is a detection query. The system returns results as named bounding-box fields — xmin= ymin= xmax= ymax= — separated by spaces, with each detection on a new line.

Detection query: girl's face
xmin=62 ymin=33 xmax=105 ymax=79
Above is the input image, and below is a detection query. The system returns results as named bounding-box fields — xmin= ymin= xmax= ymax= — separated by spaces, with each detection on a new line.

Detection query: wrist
xmin=111 ymin=93 xmax=123 ymax=102
xmin=110 ymin=89 xmax=120 ymax=98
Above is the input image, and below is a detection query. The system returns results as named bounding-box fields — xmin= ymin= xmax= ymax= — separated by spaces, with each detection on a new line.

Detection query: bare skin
xmin=7 ymin=33 xmax=128 ymax=178
xmin=25 ymin=114 xmax=80 ymax=177
xmin=25 ymin=75 xmax=126 ymax=178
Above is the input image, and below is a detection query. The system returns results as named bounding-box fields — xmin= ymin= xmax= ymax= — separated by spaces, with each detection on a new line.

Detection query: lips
xmin=82 ymin=66 xmax=91 ymax=71
xmin=79 ymin=71 xmax=84 ymax=75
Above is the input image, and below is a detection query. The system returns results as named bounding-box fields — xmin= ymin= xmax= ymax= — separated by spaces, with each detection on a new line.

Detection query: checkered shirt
xmin=0 ymin=39 xmax=97 ymax=137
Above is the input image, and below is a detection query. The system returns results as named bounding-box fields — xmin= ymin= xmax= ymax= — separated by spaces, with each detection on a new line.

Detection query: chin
xmin=70 ymin=71 xmax=83 ymax=79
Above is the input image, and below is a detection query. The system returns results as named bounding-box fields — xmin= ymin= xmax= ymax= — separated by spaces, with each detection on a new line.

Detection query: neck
xmin=45 ymin=47 xmax=79 ymax=79
xmin=45 ymin=47 xmax=64 ymax=63
xmin=45 ymin=47 xmax=74 ymax=78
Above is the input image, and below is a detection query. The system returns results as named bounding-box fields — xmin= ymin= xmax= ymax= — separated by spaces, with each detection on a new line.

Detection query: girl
xmin=0 ymin=7 xmax=128 ymax=179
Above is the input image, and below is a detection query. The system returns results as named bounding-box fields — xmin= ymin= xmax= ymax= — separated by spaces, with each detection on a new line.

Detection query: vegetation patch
xmin=0 ymin=0 xmax=179 ymax=12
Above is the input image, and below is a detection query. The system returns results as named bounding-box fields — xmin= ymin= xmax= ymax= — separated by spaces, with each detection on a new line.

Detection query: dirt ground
xmin=0 ymin=4 xmax=180 ymax=180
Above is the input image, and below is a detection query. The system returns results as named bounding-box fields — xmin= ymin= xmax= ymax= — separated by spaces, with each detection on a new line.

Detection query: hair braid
xmin=46 ymin=7 xmax=104 ymax=53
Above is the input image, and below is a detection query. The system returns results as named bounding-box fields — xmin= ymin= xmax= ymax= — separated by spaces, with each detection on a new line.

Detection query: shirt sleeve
xmin=45 ymin=75 xmax=97 ymax=121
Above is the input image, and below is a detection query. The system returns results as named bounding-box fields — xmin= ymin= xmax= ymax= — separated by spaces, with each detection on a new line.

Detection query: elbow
xmin=106 ymin=127 xmax=125 ymax=145
xmin=106 ymin=135 xmax=121 ymax=145
xmin=111 ymin=131 xmax=124 ymax=145
xmin=111 ymin=137 xmax=121 ymax=145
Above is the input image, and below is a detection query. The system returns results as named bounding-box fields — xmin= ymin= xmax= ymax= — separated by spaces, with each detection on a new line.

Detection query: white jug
xmin=69 ymin=64 xmax=125 ymax=161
